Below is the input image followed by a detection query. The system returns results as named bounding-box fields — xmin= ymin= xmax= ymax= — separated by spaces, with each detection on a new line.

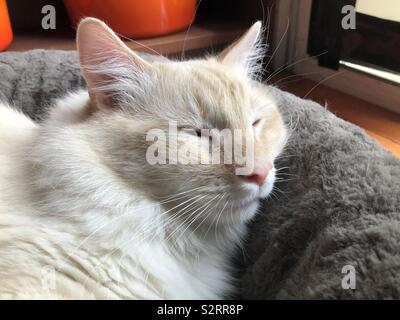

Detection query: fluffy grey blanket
xmin=1 ymin=50 xmax=399 ymax=299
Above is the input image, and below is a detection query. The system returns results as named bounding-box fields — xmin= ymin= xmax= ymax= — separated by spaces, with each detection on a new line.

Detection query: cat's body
xmin=0 ymin=19 xmax=287 ymax=299
xmin=0 ymin=99 xmax=240 ymax=299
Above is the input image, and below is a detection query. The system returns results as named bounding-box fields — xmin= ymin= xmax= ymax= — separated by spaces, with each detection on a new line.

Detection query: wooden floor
xmin=271 ymin=75 xmax=400 ymax=158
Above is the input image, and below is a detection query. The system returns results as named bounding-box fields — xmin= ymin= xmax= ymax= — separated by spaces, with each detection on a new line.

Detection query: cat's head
xmin=75 ymin=18 xmax=287 ymax=224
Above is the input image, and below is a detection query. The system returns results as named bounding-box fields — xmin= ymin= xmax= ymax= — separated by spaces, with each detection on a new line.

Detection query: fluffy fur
xmin=0 ymin=18 xmax=287 ymax=299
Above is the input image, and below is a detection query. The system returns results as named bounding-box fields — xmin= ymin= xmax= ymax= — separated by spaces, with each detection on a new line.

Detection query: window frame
xmin=271 ymin=0 xmax=400 ymax=114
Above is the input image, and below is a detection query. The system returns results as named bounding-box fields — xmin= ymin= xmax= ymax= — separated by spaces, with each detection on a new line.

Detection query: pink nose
xmin=241 ymin=162 xmax=272 ymax=186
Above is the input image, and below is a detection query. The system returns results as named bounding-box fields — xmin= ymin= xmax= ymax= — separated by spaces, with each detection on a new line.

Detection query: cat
xmin=0 ymin=18 xmax=287 ymax=299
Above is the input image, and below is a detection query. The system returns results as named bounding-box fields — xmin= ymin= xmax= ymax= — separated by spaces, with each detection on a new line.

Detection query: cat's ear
xmin=218 ymin=21 xmax=263 ymax=76
xmin=77 ymin=18 xmax=152 ymax=106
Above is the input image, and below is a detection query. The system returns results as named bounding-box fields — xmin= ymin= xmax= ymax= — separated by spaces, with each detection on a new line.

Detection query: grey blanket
xmin=1 ymin=50 xmax=399 ymax=299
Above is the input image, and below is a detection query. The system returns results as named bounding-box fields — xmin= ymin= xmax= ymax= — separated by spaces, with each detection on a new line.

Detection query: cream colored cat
xmin=0 ymin=18 xmax=287 ymax=299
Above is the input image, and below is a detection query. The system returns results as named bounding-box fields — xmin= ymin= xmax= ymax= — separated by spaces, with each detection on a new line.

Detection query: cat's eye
xmin=252 ymin=119 xmax=262 ymax=127
xmin=180 ymin=127 xmax=202 ymax=137
xmin=189 ymin=129 xmax=202 ymax=137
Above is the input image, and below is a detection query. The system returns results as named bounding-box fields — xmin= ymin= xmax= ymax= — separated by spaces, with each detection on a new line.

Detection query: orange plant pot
xmin=0 ymin=0 xmax=13 ymax=51
xmin=64 ymin=0 xmax=197 ymax=38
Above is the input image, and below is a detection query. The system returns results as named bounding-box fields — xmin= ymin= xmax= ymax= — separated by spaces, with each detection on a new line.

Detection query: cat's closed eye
xmin=179 ymin=127 xmax=202 ymax=137
xmin=252 ymin=119 xmax=262 ymax=127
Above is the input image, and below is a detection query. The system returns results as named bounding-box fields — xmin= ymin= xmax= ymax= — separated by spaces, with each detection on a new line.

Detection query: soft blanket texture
xmin=0 ymin=50 xmax=399 ymax=299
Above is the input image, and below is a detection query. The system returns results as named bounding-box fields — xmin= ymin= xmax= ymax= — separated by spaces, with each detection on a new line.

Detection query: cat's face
xmin=77 ymin=18 xmax=287 ymax=225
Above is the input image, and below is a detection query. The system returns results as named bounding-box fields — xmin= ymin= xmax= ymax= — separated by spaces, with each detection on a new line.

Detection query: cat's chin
xmin=217 ymin=199 xmax=260 ymax=225
xmin=259 ymin=167 xmax=276 ymax=199
xmin=229 ymin=168 xmax=277 ymax=222
xmin=239 ymin=168 xmax=276 ymax=199
xmin=236 ymin=200 xmax=260 ymax=220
